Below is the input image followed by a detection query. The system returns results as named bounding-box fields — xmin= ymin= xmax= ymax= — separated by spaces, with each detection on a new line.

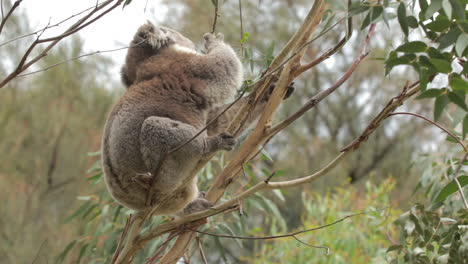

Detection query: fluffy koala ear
xmin=146 ymin=28 xmax=173 ymax=49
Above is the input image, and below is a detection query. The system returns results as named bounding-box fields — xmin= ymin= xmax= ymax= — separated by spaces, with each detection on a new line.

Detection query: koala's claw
xmin=284 ymin=82 xmax=295 ymax=100
xmin=218 ymin=132 xmax=237 ymax=151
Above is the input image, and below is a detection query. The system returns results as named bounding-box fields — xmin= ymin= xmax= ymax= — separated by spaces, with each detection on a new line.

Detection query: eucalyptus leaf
xmin=434 ymin=94 xmax=450 ymax=121
xmin=429 ymin=58 xmax=452 ymax=73
xmin=448 ymin=91 xmax=468 ymax=111
xmin=398 ymin=2 xmax=409 ymax=36
xmin=416 ymin=89 xmax=444 ymax=99
xmin=435 ymin=176 xmax=468 ymax=202
xmin=455 ymin=34 xmax=468 ymax=57
xmin=425 ymin=0 xmax=442 ymax=19
xmin=463 ymin=114 xmax=468 ymax=139
xmin=396 ymin=41 xmax=428 ymax=53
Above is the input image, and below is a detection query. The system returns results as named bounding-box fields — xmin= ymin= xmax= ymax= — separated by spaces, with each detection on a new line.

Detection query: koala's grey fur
xmin=102 ymin=22 xmax=293 ymax=216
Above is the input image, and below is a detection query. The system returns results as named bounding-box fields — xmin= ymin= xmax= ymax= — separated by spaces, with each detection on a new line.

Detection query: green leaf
xmin=449 ymin=0 xmax=465 ymax=20
xmin=455 ymin=34 xmax=468 ymax=57
xmin=265 ymin=41 xmax=275 ymax=67
xmin=427 ymin=47 xmax=446 ymax=59
xmin=425 ymin=0 xmax=442 ymax=19
xmin=463 ymin=114 xmax=468 ymax=139
xmin=76 ymin=244 xmax=89 ymax=264
xmin=65 ymin=202 xmax=90 ymax=223
xmin=387 ymin=245 xmax=403 ymax=252
xmin=442 ymin=0 xmax=452 ymax=19
xmin=419 ymin=0 xmax=429 ymax=14
xmin=261 ymin=149 xmax=273 ymax=162
xmin=435 ymin=176 xmax=468 ymax=202
xmin=370 ymin=6 xmax=383 ymax=21
xmin=398 ymin=2 xmax=409 ymax=36
xmin=429 ymin=58 xmax=452 ymax=73
xmin=434 ymin=94 xmax=450 ymax=121
xmin=56 ymin=240 xmax=77 ymax=264
xmin=407 ymin=16 xmax=419 ymax=28
xmin=361 ymin=10 xmax=372 ymax=30
xmin=416 ymin=89 xmax=444 ymax=99
xmin=240 ymin=32 xmax=249 ymax=44
xmin=438 ymin=29 xmax=461 ymax=50
xmin=448 ymin=91 xmax=468 ymax=111
xmin=426 ymin=16 xmax=451 ymax=32
xmin=87 ymin=150 xmax=101 ymax=157
xmin=396 ymin=41 xmax=428 ymax=52
xmin=449 ymin=76 xmax=468 ymax=92
xmin=419 ymin=67 xmax=430 ymax=91
xmin=86 ymin=173 xmax=102 ymax=183
xmin=385 ymin=53 xmax=417 ymax=75
xmin=349 ymin=1 xmax=370 ymax=16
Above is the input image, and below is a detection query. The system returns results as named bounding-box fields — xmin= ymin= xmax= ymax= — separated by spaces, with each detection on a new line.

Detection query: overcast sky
xmin=23 ymin=0 xmax=166 ymax=80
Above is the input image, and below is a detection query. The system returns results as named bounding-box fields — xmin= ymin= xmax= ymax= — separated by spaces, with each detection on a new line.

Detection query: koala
xmin=102 ymin=22 xmax=293 ymax=216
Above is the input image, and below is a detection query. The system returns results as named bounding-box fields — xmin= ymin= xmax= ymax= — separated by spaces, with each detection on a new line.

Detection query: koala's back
xmin=102 ymin=54 xmax=210 ymax=211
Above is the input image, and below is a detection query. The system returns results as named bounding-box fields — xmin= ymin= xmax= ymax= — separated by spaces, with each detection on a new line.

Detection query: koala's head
xmin=132 ymin=21 xmax=196 ymax=51
xmin=122 ymin=22 xmax=197 ymax=87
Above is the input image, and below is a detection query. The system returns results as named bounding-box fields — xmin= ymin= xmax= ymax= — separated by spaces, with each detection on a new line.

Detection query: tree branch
xmin=450 ymin=153 xmax=468 ymax=209
xmin=386 ymin=112 xmax=467 ymax=152
xmin=0 ymin=0 xmax=123 ymax=89
xmin=0 ymin=0 xmax=21 ymax=36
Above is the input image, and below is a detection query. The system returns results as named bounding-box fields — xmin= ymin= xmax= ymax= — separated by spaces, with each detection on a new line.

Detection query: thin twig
xmin=269 ymin=23 xmax=375 ymax=136
xmin=186 ymin=210 xmax=375 ymax=249
xmin=0 ymin=0 xmax=21 ymax=35
xmin=1 ymin=0 xmax=4 ymax=21
xmin=211 ymin=0 xmax=219 ymax=33
xmin=197 ymin=237 xmax=208 ymax=264
xmin=18 ymin=40 xmax=145 ymax=78
xmin=386 ymin=112 xmax=467 ymax=152
xmin=111 ymin=215 xmax=133 ymax=264
xmin=292 ymin=236 xmax=330 ymax=255
xmin=31 ymin=240 xmax=47 ymax=264
xmin=450 ymin=153 xmax=468 ymax=209
xmin=0 ymin=0 xmax=123 ymax=89
xmin=294 ymin=0 xmax=353 ymax=77
xmin=145 ymin=231 xmax=182 ymax=264
xmin=238 ymin=0 xmax=244 ymax=57
xmin=0 ymin=3 xmax=97 ymax=47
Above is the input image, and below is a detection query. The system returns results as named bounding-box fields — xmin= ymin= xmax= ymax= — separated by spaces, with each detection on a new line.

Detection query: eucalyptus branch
xmin=386 ymin=112 xmax=467 ymax=152
xmin=450 ymin=153 xmax=468 ymax=209
xmin=211 ymin=0 xmax=219 ymax=33
xmin=0 ymin=0 xmax=21 ymax=36
xmin=268 ymin=23 xmax=374 ymax=137
xmin=293 ymin=0 xmax=353 ymax=78
xmin=196 ymin=237 xmax=208 ymax=264
xmin=0 ymin=0 xmax=124 ymax=89
xmin=0 ymin=3 xmax=97 ymax=47
xmin=17 ymin=40 xmax=146 ymax=78
xmin=186 ymin=210 xmax=375 ymax=254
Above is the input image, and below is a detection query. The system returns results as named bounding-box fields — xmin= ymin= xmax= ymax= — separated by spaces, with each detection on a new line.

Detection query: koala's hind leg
xmin=140 ymin=117 xmax=236 ymax=191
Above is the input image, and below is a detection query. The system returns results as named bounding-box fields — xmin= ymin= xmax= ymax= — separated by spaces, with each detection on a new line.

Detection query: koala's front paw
xmin=182 ymin=197 xmax=214 ymax=215
xmin=203 ymin=32 xmax=224 ymax=50
xmin=218 ymin=132 xmax=237 ymax=151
